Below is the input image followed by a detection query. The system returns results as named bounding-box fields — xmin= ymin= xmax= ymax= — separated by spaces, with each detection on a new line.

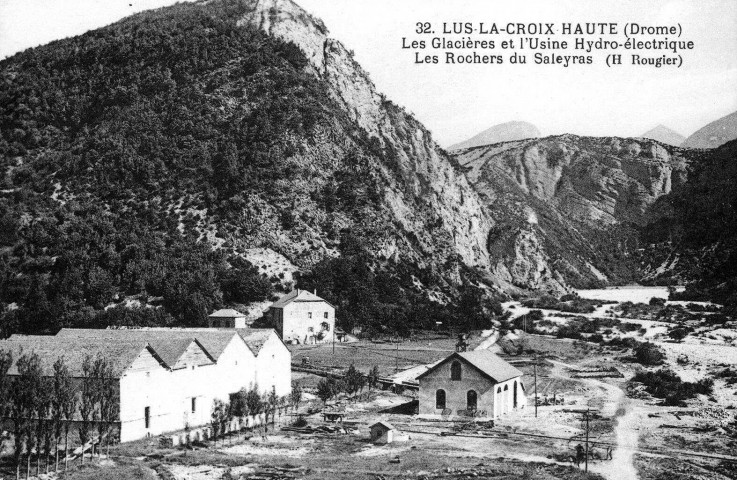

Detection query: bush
xmin=633 ymin=369 xmax=714 ymax=406
xmin=649 ymin=297 xmax=666 ymax=307
xmin=668 ymin=327 xmax=688 ymax=342
xmin=633 ymin=342 xmax=666 ymax=365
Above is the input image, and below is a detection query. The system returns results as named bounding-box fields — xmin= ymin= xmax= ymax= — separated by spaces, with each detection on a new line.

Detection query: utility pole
xmin=584 ymin=408 xmax=590 ymax=473
xmin=533 ymin=353 xmax=538 ymax=418
xmin=332 ymin=325 xmax=335 ymax=355
xmin=395 ymin=339 xmax=399 ymax=373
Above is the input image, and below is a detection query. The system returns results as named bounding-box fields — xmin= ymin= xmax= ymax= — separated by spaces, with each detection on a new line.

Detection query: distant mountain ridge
xmin=640 ymin=125 xmax=685 ymax=147
xmin=449 ymin=121 xmax=540 ymax=151
xmin=681 ymin=110 xmax=737 ymax=149
xmin=453 ymin=135 xmax=701 ymax=289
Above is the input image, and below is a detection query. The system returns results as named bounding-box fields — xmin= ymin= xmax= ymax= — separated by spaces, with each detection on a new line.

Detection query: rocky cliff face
xmin=236 ymin=0 xmax=492 ymax=272
xmin=458 ymin=135 xmax=690 ymax=225
xmin=454 ymin=135 xmax=696 ymax=288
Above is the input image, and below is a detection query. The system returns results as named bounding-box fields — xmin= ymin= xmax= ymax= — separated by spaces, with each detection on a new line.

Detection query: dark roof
xmin=0 ymin=336 xmax=160 ymax=377
xmin=55 ymin=328 xmax=238 ymax=362
xmin=269 ymin=289 xmax=333 ymax=309
xmin=417 ymin=350 xmax=523 ymax=384
xmin=235 ymin=329 xmax=275 ymax=355
xmin=370 ymin=421 xmax=396 ymax=431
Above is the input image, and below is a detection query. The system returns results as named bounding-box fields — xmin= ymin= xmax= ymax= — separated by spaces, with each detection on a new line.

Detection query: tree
xmin=264 ymin=387 xmax=279 ymax=427
xmin=78 ymin=355 xmax=97 ymax=461
xmin=367 ymin=365 xmax=380 ymax=393
xmin=11 ymin=352 xmax=43 ymax=479
xmin=0 ymin=349 xmax=12 ymax=420
xmin=0 ymin=349 xmax=12 ymax=459
xmin=316 ymin=378 xmax=333 ymax=405
xmin=51 ymin=357 xmax=76 ymax=472
xmin=96 ymin=357 xmax=118 ymax=454
xmin=34 ymin=379 xmax=51 ymax=475
xmin=210 ymin=399 xmax=227 ymax=444
xmin=244 ymin=384 xmax=263 ymax=429
xmin=289 ymin=381 xmax=302 ymax=413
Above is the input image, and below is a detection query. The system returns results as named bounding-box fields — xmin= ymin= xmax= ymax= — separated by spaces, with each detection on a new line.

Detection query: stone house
xmin=417 ymin=350 xmax=525 ymax=420
xmin=268 ymin=289 xmax=335 ymax=344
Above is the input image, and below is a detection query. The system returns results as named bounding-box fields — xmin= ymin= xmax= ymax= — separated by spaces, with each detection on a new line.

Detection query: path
xmin=547 ymin=360 xmax=639 ymax=480
xmin=605 ymin=394 xmax=639 ymax=480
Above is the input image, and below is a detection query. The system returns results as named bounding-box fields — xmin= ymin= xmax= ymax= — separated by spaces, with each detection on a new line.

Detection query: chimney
xmin=314 ymin=289 xmax=317 ymax=295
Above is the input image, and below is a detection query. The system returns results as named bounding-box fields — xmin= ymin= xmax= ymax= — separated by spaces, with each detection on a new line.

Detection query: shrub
xmin=668 ymin=327 xmax=688 ymax=342
xmin=632 ymin=369 xmax=714 ymax=406
xmin=649 ymin=297 xmax=666 ymax=307
xmin=633 ymin=342 xmax=666 ymax=365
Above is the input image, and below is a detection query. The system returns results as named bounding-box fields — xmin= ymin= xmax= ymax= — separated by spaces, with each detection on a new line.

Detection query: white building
xmin=208 ymin=309 xmax=248 ymax=328
xmin=268 ymin=289 xmax=335 ymax=344
xmin=0 ymin=325 xmax=291 ymax=443
xmin=417 ymin=350 xmax=526 ymax=420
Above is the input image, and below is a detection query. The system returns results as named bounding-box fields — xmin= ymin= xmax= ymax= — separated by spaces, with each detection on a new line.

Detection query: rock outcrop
xmin=454 ymin=135 xmax=696 ymax=288
xmin=236 ymin=0 xmax=493 ymax=272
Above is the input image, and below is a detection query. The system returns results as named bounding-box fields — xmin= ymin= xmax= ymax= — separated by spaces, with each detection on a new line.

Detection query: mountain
xmin=640 ymin=125 xmax=685 ymax=147
xmin=449 ymin=121 xmax=540 ymax=151
xmin=641 ymin=139 xmax=737 ymax=304
xmin=454 ymin=135 xmax=700 ymax=288
xmin=681 ymin=110 xmax=737 ymax=149
xmin=0 ymin=0 xmax=501 ymax=336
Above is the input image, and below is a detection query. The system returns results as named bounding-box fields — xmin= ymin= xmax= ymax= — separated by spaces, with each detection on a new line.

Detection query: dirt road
xmin=546 ymin=360 xmax=639 ymax=480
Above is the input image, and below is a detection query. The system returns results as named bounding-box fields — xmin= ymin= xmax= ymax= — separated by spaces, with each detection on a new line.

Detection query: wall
xmin=254 ymin=333 xmax=292 ymax=396
xmin=118 ymin=336 xmax=266 ymax=442
xmin=419 ymin=360 xmax=526 ymax=420
xmin=119 ymin=348 xmax=178 ymax=442
xmin=279 ymin=301 xmax=335 ymax=344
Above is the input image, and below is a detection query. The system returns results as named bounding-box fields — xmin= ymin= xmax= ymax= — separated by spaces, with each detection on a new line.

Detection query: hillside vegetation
xmin=0 ymin=0 xmax=499 ymax=337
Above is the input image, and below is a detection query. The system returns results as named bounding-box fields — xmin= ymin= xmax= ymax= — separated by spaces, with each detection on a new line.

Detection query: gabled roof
xmin=269 ymin=289 xmax=334 ymax=309
xmin=55 ymin=328 xmax=237 ymax=362
xmin=0 ymin=336 xmax=162 ymax=378
xmin=236 ymin=328 xmax=277 ymax=356
xmin=209 ymin=309 xmax=245 ymax=318
xmin=370 ymin=421 xmax=396 ymax=431
xmin=417 ymin=350 xmax=523 ymax=384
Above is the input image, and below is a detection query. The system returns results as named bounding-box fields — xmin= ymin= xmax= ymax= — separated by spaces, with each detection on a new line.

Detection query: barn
xmin=417 ymin=350 xmax=526 ymax=420
xmin=0 ymin=325 xmax=291 ymax=443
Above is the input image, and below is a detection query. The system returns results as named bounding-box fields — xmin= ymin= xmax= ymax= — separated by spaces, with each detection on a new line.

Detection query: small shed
xmin=370 ymin=421 xmax=399 ymax=444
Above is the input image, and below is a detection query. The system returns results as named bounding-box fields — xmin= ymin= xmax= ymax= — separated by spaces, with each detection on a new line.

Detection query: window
xmin=450 ymin=361 xmax=462 ymax=381
xmin=324 ymin=312 xmax=328 ymax=319
xmin=308 ymin=312 xmax=312 ymax=319
xmin=144 ymin=407 xmax=151 ymax=429
xmin=513 ymin=381 xmax=518 ymax=408
xmin=191 ymin=398 xmax=196 ymax=414
xmin=321 ymin=321 xmax=330 ymax=332
xmin=467 ymin=390 xmax=477 ymax=411
xmin=436 ymin=390 xmax=446 ymax=409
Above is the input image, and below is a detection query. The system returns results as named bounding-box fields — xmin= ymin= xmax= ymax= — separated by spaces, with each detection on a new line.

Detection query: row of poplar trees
xmin=0 ymin=349 xmax=119 ymax=479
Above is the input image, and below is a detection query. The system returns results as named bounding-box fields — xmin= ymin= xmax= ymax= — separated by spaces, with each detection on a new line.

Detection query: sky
xmin=1 ymin=0 xmax=735 ymax=147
